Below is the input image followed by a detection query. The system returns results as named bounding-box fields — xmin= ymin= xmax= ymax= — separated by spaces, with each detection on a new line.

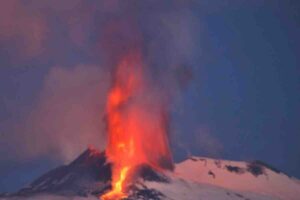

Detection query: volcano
xmin=2 ymin=51 xmax=300 ymax=200
xmin=1 ymin=147 xmax=300 ymax=200
xmin=2 ymin=46 xmax=299 ymax=200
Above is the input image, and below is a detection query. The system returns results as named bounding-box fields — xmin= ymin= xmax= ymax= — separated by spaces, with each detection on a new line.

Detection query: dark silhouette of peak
xmin=16 ymin=148 xmax=112 ymax=197
xmin=69 ymin=146 xmax=105 ymax=166
xmin=13 ymin=147 xmax=169 ymax=198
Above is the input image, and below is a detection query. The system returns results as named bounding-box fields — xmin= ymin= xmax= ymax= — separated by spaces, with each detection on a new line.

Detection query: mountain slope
xmin=1 ymin=149 xmax=299 ymax=200
xmin=15 ymin=148 xmax=111 ymax=197
xmin=175 ymin=157 xmax=300 ymax=200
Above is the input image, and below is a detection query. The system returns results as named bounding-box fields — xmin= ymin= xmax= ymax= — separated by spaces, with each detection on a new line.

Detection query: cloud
xmin=0 ymin=0 xmax=202 ymax=162
xmin=3 ymin=65 xmax=110 ymax=162
xmin=0 ymin=0 xmax=265 ymax=65
xmin=0 ymin=0 xmax=47 ymax=58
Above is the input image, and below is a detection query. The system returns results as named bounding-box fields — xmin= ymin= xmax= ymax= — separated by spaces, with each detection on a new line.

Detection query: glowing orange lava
xmin=101 ymin=50 xmax=173 ymax=200
xmin=101 ymin=166 xmax=129 ymax=200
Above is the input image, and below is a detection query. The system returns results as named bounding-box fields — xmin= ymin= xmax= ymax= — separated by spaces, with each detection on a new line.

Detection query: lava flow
xmin=101 ymin=51 xmax=173 ymax=200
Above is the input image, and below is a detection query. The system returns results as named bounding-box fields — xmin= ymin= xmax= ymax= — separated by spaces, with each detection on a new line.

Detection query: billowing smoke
xmin=0 ymin=0 xmax=200 ymax=163
xmin=2 ymin=65 xmax=109 ymax=162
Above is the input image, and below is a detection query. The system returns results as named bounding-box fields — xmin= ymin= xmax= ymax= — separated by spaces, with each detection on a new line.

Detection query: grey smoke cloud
xmin=6 ymin=65 xmax=109 ymax=162
xmin=0 ymin=0 xmax=206 ymax=163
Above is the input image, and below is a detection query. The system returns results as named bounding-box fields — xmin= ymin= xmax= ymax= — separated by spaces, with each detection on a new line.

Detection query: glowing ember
xmin=101 ymin=50 xmax=173 ymax=200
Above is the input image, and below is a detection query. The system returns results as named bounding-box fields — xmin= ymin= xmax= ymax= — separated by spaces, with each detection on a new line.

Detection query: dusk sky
xmin=0 ymin=0 xmax=300 ymax=193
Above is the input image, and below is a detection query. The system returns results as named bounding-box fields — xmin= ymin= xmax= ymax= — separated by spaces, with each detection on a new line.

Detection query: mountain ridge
xmin=1 ymin=148 xmax=299 ymax=200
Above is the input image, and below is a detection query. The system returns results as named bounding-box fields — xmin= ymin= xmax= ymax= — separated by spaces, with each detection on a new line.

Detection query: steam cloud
xmin=0 ymin=0 xmax=202 ymax=163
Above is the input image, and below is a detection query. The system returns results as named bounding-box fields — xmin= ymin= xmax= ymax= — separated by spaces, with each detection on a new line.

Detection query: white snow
xmin=175 ymin=157 xmax=300 ymax=200
xmin=144 ymin=178 xmax=279 ymax=200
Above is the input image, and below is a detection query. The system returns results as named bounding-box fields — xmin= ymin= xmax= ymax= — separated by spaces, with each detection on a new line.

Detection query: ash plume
xmin=0 ymin=0 xmax=200 ymax=163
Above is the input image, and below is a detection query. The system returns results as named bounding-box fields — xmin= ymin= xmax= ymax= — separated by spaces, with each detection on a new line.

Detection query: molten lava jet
xmin=101 ymin=51 xmax=173 ymax=200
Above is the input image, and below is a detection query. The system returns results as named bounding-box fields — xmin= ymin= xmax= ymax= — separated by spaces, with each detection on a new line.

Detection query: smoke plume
xmin=0 ymin=0 xmax=200 ymax=163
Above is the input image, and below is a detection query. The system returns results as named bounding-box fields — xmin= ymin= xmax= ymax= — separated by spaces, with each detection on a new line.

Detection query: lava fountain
xmin=101 ymin=50 xmax=173 ymax=200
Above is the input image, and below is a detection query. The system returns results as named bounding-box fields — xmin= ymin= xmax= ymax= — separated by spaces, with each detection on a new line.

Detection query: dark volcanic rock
xmin=249 ymin=161 xmax=281 ymax=174
xmin=17 ymin=147 xmax=111 ymax=196
xmin=136 ymin=164 xmax=170 ymax=183
xmin=127 ymin=188 xmax=165 ymax=200
xmin=13 ymin=148 xmax=169 ymax=199
xmin=225 ymin=165 xmax=245 ymax=175
xmin=247 ymin=161 xmax=266 ymax=177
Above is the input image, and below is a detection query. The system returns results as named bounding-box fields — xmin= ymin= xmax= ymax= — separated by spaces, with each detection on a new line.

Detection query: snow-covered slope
xmin=175 ymin=157 xmax=300 ymax=200
xmin=1 ymin=149 xmax=299 ymax=200
xmin=143 ymin=177 xmax=279 ymax=200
